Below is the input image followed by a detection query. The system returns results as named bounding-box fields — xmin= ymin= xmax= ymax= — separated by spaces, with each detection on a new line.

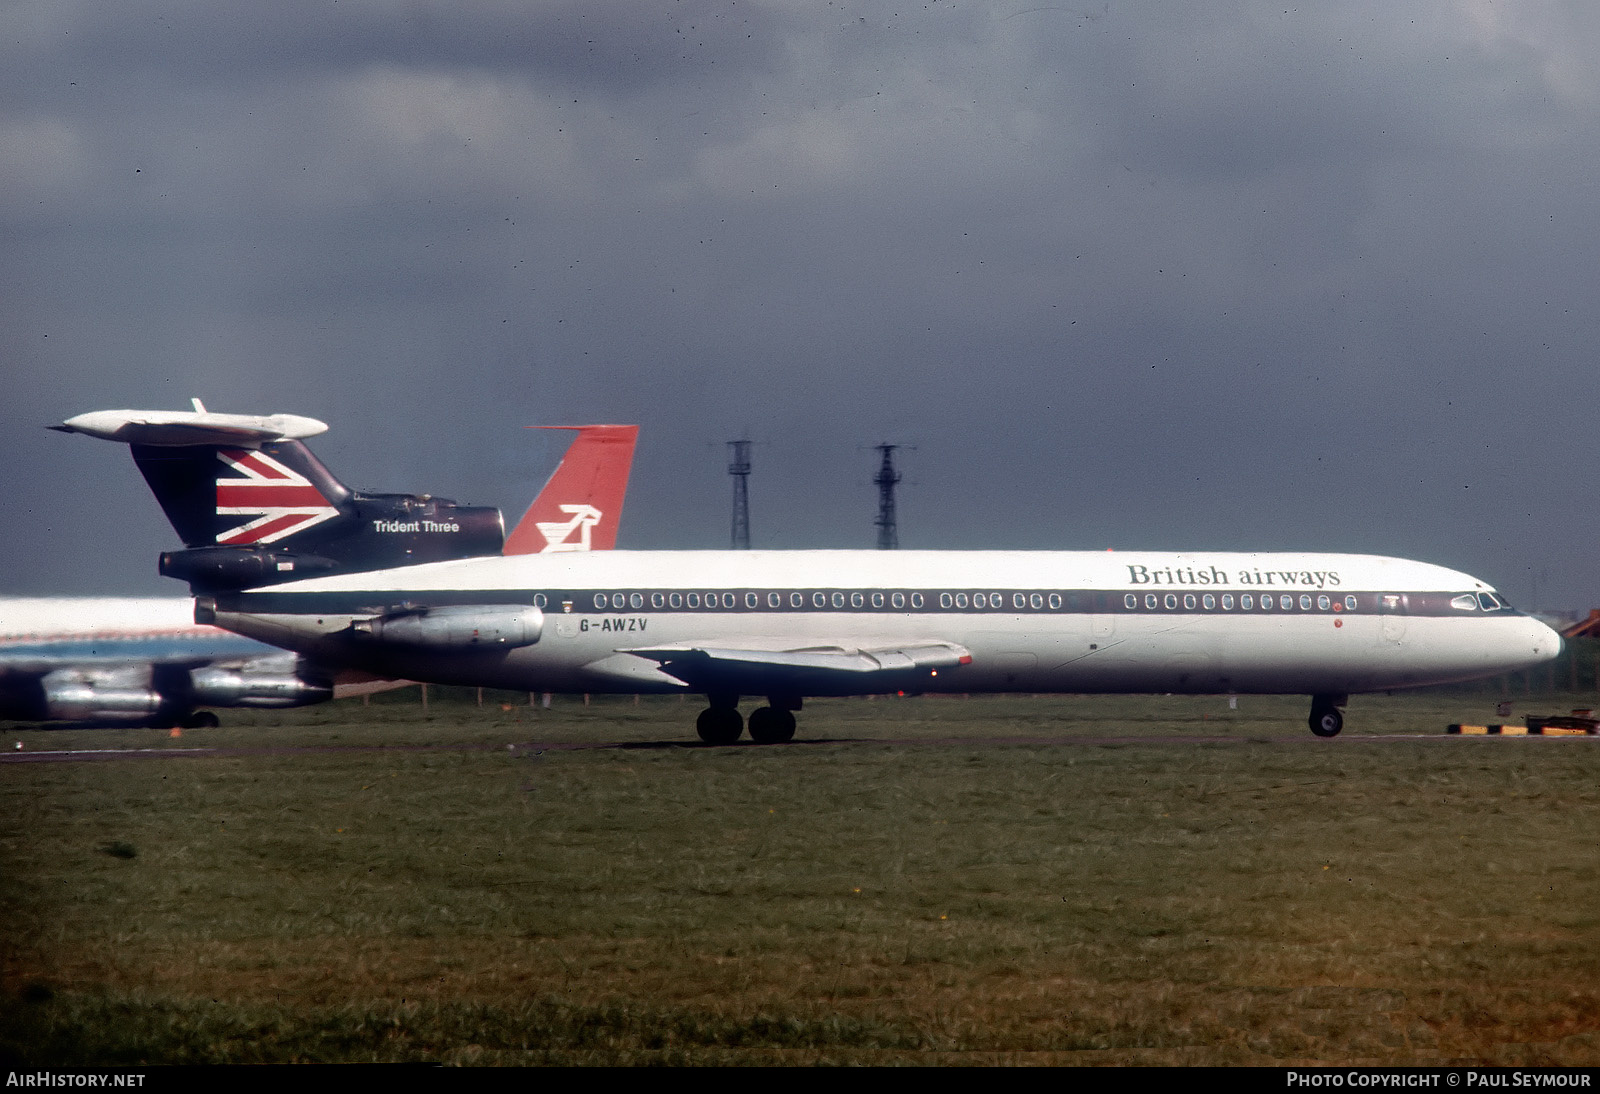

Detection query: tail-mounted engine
xmin=347 ymin=604 xmax=544 ymax=651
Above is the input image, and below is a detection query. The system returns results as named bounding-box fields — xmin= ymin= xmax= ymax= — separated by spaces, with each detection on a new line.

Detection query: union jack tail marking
xmin=215 ymin=448 xmax=340 ymax=545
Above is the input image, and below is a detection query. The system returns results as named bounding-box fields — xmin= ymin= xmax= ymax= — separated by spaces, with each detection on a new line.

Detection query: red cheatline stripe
xmin=216 ymin=485 xmax=328 ymax=506
xmin=218 ymin=513 xmax=315 ymax=544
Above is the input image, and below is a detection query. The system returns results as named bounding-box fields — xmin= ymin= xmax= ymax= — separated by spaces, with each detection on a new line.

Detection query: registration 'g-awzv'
xmin=59 ymin=406 xmax=1561 ymax=743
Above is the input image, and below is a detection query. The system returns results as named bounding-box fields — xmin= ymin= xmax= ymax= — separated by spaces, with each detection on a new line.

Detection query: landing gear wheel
xmin=747 ymin=706 xmax=796 ymax=744
xmin=1309 ymin=704 xmax=1343 ymax=738
xmin=182 ymin=710 xmax=220 ymax=730
xmin=696 ymin=706 xmax=744 ymax=745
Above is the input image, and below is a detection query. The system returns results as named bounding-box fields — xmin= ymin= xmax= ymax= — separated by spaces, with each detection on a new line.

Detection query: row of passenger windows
xmin=1125 ymin=592 xmax=1359 ymax=612
xmin=586 ymin=590 xmax=939 ymax=611
xmin=529 ymin=589 xmax=1503 ymax=613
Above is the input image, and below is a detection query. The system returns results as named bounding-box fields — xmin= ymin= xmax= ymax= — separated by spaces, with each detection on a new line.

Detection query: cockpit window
xmin=1450 ymin=594 xmax=1479 ymax=611
xmin=1478 ymin=592 xmax=1505 ymax=611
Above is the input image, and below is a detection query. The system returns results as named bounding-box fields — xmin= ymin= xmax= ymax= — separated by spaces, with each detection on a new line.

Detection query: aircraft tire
xmin=1309 ymin=704 xmax=1343 ymax=738
xmin=696 ymin=706 xmax=743 ymax=745
xmin=748 ymin=707 xmax=796 ymax=744
xmin=183 ymin=710 xmax=221 ymax=730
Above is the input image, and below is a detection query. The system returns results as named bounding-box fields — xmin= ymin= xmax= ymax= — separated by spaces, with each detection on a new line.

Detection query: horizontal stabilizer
xmin=54 ymin=408 xmax=329 ymax=448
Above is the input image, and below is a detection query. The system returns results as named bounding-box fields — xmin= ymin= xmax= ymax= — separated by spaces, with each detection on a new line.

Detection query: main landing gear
xmin=1309 ymin=693 xmax=1347 ymax=738
xmin=695 ymin=694 xmax=801 ymax=745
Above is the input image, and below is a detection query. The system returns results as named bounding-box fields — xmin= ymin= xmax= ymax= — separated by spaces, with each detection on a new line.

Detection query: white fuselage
xmin=203 ymin=550 xmax=1562 ymax=699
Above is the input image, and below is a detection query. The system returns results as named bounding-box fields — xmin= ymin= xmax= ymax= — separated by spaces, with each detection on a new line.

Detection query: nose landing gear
xmin=1309 ymin=694 xmax=1347 ymax=737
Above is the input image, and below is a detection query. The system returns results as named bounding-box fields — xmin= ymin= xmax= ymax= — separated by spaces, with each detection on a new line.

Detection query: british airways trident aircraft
xmin=57 ymin=406 xmax=1561 ymax=742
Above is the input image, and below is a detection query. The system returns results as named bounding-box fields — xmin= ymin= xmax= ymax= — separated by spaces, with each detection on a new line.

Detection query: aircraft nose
xmin=1529 ymin=617 xmax=1563 ymax=662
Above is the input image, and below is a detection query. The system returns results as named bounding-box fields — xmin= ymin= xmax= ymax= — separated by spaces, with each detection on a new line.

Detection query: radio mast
xmin=727 ymin=438 xmax=752 ymax=549
xmin=873 ymin=444 xmax=902 ymax=550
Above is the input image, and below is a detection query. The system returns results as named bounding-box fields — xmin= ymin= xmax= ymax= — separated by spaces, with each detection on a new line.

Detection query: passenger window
xmin=1221 ymin=594 xmax=1234 ymax=610
xmin=831 ymin=592 xmax=845 ymax=608
xmin=791 ymin=592 xmax=804 ymax=608
xmin=669 ymin=592 xmax=683 ymax=608
xmin=850 ymin=592 xmax=864 ymax=608
xmin=1282 ymin=595 xmax=1294 ymax=610
xmin=1183 ymin=594 xmax=1196 ymax=610
xmin=1145 ymin=593 xmax=1157 ymax=609
xmin=1034 ymin=593 xmax=1047 ymax=610
xmin=630 ymin=593 xmax=643 ymax=609
xmin=911 ymin=593 xmax=925 ymax=608
xmin=1203 ymin=594 xmax=1215 ymax=610
xmin=1164 ymin=594 xmax=1177 ymax=609
xmin=1317 ymin=595 xmax=1330 ymax=610
xmin=534 ymin=593 xmax=548 ymax=608
xmin=955 ymin=592 xmax=970 ymax=609
xmin=1048 ymin=594 xmax=1061 ymax=609
xmin=768 ymin=592 xmax=781 ymax=608
xmin=813 ymin=592 xmax=827 ymax=608
xmin=891 ymin=592 xmax=906 ymax=609
xmin=594 ymin=593 xmax=608 ymax=609
xmin=687 ymin=593 xmax=700 ymax=608
xmin=939 ymin=592 xmax=953 ymax=609
xmin=1124 ymin=594 xmax=1137 ymax=609
xmin=1345 ymin=596 xmax=1357 ymax=610
xmin=871 ymin=592 xmax=884 ymax=608
xmin=1299 ymin=595 xmax=1311 ymax=610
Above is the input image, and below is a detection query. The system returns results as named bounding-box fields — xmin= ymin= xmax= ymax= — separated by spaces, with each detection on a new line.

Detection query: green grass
xmin=2 ymin=691 xmax=1598 ymax=1065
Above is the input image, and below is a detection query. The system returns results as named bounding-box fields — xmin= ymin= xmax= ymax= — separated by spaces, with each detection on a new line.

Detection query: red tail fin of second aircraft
xmin=503 ymin=425 xmax=638 ymax=555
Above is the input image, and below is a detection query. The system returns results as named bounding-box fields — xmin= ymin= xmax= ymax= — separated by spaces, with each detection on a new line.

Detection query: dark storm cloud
xmin=4 ymin=1 xmax=782 ymax=95
xmin=6 ymin=1 xmax=1600 ymax=612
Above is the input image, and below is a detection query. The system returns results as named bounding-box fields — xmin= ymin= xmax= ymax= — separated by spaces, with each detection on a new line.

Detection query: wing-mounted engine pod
xmin=188 ymin=666 xmax=334 ymax=708
xmin=348 ymin=604 xmax=544 ymax=650
xmin=39 ymin=667 xmax=165 ymax=722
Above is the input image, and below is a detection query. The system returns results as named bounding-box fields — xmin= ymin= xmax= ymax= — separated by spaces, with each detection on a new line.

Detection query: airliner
xmin=57 ymin=407 xmax=1562 ymax=741
xmin=6 ymin=412 xmax=636 ymax=727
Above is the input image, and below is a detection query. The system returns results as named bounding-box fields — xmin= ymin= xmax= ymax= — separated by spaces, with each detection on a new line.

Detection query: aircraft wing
xmin=618 ymin=640 xmax=971 ymax=695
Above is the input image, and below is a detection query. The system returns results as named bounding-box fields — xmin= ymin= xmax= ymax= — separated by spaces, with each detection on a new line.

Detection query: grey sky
xmin=5 ymin=2 xmax=1598 ymax=611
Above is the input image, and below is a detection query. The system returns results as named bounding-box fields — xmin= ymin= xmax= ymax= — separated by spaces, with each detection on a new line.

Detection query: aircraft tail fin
xmin=57 ymin=405 xmax=505 ymax=591
xmin=504 ymin=425 xmax=637 ymax=555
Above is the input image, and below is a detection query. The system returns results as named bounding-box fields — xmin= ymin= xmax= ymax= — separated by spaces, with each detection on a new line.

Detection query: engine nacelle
xmin=348 ymin=605 xmax=543 ymax=650
xmin=161 ymin=547 xmax=340 ymax=590
xmin=40 ymin=667 xmax=164 ymax=723
xmin=188 ymin=667 xmax=334 ymax=708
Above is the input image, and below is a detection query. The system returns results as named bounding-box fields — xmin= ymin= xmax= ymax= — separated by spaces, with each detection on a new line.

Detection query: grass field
xmin=2 ymin=689 xmax=1598 ymax=1065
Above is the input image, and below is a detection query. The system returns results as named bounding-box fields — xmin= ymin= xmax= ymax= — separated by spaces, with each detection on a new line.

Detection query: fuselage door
xmin=1379 ymin=593 xmax=1408 ymax=644
xmin=1090 ymin=592 xmax=1115 ymax=640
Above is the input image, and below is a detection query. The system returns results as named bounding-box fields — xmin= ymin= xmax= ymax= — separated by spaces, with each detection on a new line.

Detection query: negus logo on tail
xmin=537 ymin=504 xmax=603 ymax=552
xmin=215 ymin=449 xmax=339 ymax=545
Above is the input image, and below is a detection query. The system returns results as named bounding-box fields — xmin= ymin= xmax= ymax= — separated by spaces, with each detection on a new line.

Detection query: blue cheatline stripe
xmin=0 ymin=634 xmax=279 ymax=664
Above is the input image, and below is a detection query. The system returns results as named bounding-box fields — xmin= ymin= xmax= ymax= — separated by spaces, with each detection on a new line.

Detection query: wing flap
xmin=621 ymin=641 xmax=971 ymax=695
